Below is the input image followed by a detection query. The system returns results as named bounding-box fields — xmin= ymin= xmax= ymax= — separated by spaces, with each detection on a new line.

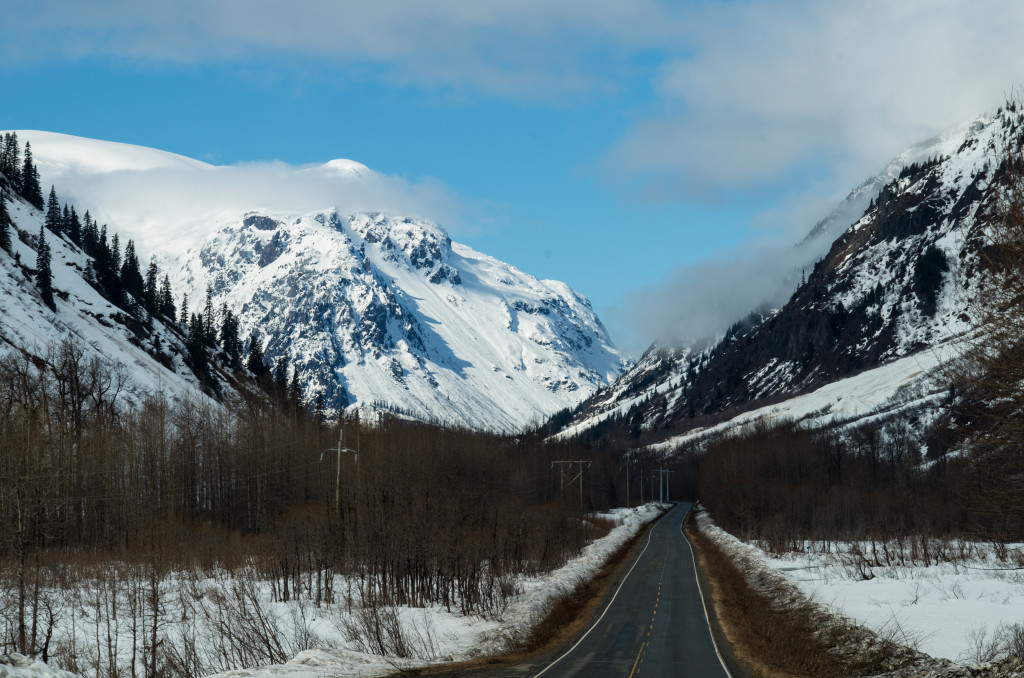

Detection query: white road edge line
xmin=681 ymin=507 xmax=735 ymax=678
xmin=531 ymin=505 xmax=672 ymax=677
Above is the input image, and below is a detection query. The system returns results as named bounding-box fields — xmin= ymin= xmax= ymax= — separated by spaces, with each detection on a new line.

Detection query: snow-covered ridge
xmin=13 ymin=131 xmax=629 ymax=429
xmin=560 ymin=108 xmax=1015 ymax=445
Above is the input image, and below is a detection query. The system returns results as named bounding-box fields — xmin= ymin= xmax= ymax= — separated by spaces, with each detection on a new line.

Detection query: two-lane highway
xmin=532 ymin=502 xmax=732 ymax=678
xmin=429 ymin=502 xmax=735 ymax=678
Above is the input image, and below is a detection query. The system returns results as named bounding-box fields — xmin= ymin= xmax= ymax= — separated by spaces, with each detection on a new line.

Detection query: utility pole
xmin=551 ymin=460 xmax=591 ymax=506
xmin=324 ymin=429 xmax=358 ymax=516
xmin=625 ymin=464 xmax=630 ymax=508
xmin=656 ymin=469 xmax=673 ymax=503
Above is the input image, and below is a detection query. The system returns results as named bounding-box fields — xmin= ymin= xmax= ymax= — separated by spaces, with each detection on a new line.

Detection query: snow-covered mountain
xmin=557 ymin=108 xmax=1018 ymax=449
xmin=16 ymin=132 xmax=628 ymax=430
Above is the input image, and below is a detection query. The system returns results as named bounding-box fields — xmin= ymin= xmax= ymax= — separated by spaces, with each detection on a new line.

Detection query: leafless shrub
xmin=962 ymin=622 xmax=1024 ymax=664
xmin=874 ymin=612 xmax=926 ymax=653
xmin=192 ymin=570 xmax=290 ymax=671
xmin=839 ymin=544 xmax=875 ymax=581
xmin=337 ymin=603 xmax=410 ymax=658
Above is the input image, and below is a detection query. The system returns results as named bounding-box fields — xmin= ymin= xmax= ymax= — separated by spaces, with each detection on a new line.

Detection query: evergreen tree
xmin=0 ymin=192 xmax=11 ymax=254
xmin=159 ymin=274 xmax=176 ymax=319
xmin=91 ymin=226 xmax=124 ymax=305
xmin=61 ymin=204 xmax=71 ymax=237
xmin=246 ymin=330 xmax=267 ymax=375
xmin=0 ymin=133 xmax=22 ymax=187
xmin=0 ymin=134 xmax=10 ymax=178
xmin=68 ymin=206 xmax=82 ymax=246
xmin=203 ymin=285 xmax=215 ymax=347
xmin=36 ymin=225 xmax=54 ymax=311
xmin=185 ymin=312 xmax=209 ymax=380
xmin=287 ymin=366 xmax=302 ymax=407
xmin=81 ymin=211 xmax=97 ymax=254
xmin=180 ymin=292 xmax=189 ymax=324
xmin=273 ymin=354 xmax=290 ymax=401
xmin=44 ymin=187 xmax=61 ymax=234
xmin=110 ymin=232 xmax=121 ymax=271
xmin=143 ymin=258 xmax=159 ymax=315
xmin=219 ymin=304 xmax=242 ymax=367
xmin=120 ymin=239 xmax=144 ymax=301
xmin=21 ymin=143 xmax=43 ymax=210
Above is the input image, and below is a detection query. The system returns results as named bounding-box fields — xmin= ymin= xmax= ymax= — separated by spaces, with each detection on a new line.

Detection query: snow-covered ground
xmin=696 ymin=512 xmax=1024 ymax=664
xmin=7 ymin=505 xmax=663 ymax=678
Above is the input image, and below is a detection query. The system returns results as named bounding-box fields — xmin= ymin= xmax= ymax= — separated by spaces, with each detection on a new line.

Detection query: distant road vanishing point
xmin=432 ymin=502 xmax=737 ymax=678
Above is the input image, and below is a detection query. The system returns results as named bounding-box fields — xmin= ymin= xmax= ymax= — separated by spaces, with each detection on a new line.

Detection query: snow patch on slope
xmin=0 ymin=655 xmax=78 ymax=678
xmin=645 ymin=347 xmax=951 ymax=455
xmin=0 ymin=192 xmax=209 ymax=405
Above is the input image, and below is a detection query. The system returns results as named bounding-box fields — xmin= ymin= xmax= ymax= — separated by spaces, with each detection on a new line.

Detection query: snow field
xmin=0 ymin=655 xmax=77 ymax=678
xmin=646 ymin=347 xmax=948 ymax=455
xmin=696 ymin=512 xmax=1024 ymax=664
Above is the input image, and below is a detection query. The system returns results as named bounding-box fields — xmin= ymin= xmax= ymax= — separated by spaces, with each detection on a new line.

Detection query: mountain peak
xmin=176 ymin=207 xmax=628 ymax=430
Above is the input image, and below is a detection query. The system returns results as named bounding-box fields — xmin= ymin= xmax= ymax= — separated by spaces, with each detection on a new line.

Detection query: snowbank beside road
xmin=0 ymin=655 xmax=77 ymax=678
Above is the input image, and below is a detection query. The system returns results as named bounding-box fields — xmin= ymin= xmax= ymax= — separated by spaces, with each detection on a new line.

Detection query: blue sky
xmin=4 ymin=1 xmax=1023 ymax=354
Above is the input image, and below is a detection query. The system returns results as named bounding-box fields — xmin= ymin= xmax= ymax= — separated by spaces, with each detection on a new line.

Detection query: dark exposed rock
xmin=243 ymin=214 xmax=279 ymax=231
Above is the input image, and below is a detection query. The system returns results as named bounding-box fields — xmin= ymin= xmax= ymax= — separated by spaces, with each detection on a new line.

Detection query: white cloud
xmin=602 ymin=0 xmax=1024 ymax=350
xmin=19 ymin=131 xmax=475 ymax=260
xmin=13 ymin=1 xmax=1022 ymax=198
xmin=608 ymin=207 xmax=833 ymax=355
xmin=610 ymin=1 xmax=1024 ymax=201
xmin=4 ymin=0 xmax=683 ymax=101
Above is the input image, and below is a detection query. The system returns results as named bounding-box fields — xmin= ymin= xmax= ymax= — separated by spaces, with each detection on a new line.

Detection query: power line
xmin=551 ymin=460 xmax=591 ymax=506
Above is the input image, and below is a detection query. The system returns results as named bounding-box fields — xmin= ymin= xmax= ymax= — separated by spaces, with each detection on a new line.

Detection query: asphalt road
xmin=427 ymin=502 xmax=735 ymax=678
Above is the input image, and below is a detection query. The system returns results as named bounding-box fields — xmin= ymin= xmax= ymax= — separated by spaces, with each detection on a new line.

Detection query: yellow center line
xmin=628 ymin=641 xmax=647 ymax=678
